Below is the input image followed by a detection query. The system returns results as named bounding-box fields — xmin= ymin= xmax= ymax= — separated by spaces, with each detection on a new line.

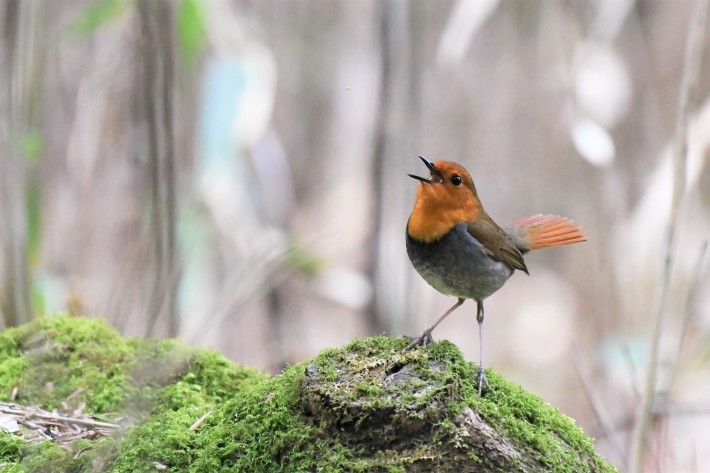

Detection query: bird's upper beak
xmin=408 ymin=156 xmax=442 ymax=184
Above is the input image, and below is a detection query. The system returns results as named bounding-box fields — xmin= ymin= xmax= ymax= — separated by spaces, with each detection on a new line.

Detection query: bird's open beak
xmin=408 ymin=173 xmax=431 ymax=184
xmin=408 ymin=155 xmax=441 ymax=184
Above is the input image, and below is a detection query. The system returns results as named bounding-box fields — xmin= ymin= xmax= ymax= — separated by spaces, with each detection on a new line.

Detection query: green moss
xmin=0 ymin=318 xmax=615 ymax=472
xmin=69 ymin=435 xmax=124 ymax=472
xmin=20 ymin=441 xmax=75 ymax=473
xmin=104 ymin=371 xmax=352 ymax=471
xmin=0 ymin=315 xmax=136 ymax=412
xmin=156 ymin=348 xmax=266 ymax=411
xmin=275 ymin=336 xmax=613 ymax=471
xmin=0 ymin=315 xmax=266 ymax=417
xmin=127 ymin=339 xmax=267 ymax=416
xmin=0 ymin=432 xmax=22 ymax=464
xmin=110 ymin=405 xmax=212 ymax=472
xmin=194 ymin=368 xmax=336 ymax=471
xmin=387 ymin=338 xmax=610 ymax=470
xmin=0 ymin=358 xmax=25 ymax=400
xmin=0 ymin=315 xmax=267 ymax=471
xmin=152 ymin=336 xmax=612 ymax=472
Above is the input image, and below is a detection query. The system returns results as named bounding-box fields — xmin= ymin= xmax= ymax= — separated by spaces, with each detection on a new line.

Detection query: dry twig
xmin=0 ymin=405 xmax=119 ymax=430
xmin=188 ymin=410 xmax=212 ymax=432
xmin=0 ymin=401 xmax=120 ymax=448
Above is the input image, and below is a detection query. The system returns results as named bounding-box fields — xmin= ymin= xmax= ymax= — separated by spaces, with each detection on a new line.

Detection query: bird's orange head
xmin=407 ymin=156 xmax=483 ymax=242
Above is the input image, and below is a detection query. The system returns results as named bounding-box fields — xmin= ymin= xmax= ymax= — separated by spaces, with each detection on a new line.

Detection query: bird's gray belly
xmin=407 ymin=223 xmax=513 ymax=301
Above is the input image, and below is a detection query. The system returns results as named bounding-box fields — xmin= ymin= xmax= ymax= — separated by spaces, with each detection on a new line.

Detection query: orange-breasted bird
xmin=405 ymin=156 xmax=586 ymax=395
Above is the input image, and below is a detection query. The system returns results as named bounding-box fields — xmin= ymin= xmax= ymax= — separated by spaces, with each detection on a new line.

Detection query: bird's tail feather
xmin=507 ymin=214 xmax=586 ymax=252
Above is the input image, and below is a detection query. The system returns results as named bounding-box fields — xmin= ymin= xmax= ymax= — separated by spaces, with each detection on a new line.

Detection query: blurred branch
xmin=667 ymin=241 xmax=707 ymax=392
xmin=368 ymin=0 xmax=416 ymax=335
xmin=138 ymin=0 xmax=179 ymax=337
xmin=660 ymin=241 xmax=707 ymax=472
xmin=0 ymin=0 xmax=35 ymax=327
xmin=571 ymin=343 xmax=627 ymax=470
xmin=622 ymin=343 xmax=641 ymax=401
xmin=629 ymin=0 xmax=708 ymax=471
xmin=437 ymin=0 xmax=500 ymax=68
xmin=590 ymin=401 xmax=710 ymax=441
xmin=187 ymin=245 xmax=292 ymax=347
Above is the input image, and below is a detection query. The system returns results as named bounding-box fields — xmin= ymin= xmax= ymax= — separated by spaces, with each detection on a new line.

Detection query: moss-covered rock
xmin=0 ymin=315 xmax=265 ymax=471
xmin=0 ymin=316 xmax=616 ymax=472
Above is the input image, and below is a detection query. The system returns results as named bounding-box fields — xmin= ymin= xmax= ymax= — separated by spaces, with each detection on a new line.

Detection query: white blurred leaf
xmin=574 ymin=42 xmax=632 ymax=128
xmin=571 ymin=118 xmax=615 ymax=167
xmin=312 ymin=266 xmax=373 ymax=311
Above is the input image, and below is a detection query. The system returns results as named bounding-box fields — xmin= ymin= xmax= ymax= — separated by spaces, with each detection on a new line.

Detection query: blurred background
xmin=1 ymin=0 xmax=709 ymax=471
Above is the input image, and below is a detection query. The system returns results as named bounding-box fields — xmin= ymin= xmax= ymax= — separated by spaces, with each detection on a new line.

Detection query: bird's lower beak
xmin=408 ymin=155 xmax=441 ymax=184
xmin=408 ymin=173 xmax=432 ymax=184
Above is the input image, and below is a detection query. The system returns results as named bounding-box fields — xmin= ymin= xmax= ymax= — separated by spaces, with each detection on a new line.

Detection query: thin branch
xmin=628 ymin=0 xmax=709 ymax=471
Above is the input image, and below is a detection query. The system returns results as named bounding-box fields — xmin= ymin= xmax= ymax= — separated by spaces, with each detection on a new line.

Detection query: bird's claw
xmin=402 ymin=330 xmax=435 ymax=352
xmin=477 ymin=365 xmax=492 ymax=396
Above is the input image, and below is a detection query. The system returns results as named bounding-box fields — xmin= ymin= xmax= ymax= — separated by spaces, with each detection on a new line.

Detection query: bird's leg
xmin=403 ymin=298 xmax=465 ymax=352
xmin=476 ymin=300 xmax=492 ymax=396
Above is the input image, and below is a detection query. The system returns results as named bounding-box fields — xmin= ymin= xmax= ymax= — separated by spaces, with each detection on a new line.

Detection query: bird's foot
xmin=477 ymin=365 xmax=492 ymax=396
xmin=402 ymin=329 xmax=435 ymax=352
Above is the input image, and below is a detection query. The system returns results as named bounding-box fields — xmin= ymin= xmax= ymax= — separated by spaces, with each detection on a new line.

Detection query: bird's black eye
xmin=451 ymin=175 xmax=462 ymax=186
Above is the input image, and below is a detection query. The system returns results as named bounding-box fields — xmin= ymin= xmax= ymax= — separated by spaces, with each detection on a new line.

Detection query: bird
xmin=405 ymin=156 xmax=586 ymax=395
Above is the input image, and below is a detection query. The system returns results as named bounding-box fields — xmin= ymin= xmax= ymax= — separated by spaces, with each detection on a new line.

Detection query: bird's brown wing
xmin=466 ymin=213 xmax=529 ymax=274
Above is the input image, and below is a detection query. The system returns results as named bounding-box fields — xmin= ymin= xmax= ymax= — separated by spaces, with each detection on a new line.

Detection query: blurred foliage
xmin=20 ymin=131 xmax=43 ymax=164
xmin=70 ymin=0 xmax=130 ymax=36
xmin=177 ymin=0 xmax=207 ymax=65
xmin=285 ymin=239 xmax=322 ymax=278
xmin=24 ymin=186 xmax=40 ymax=265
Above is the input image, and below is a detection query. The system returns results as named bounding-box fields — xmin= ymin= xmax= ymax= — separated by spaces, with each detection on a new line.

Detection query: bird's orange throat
xmin=407 ymin=183 xmax=481 ymax=242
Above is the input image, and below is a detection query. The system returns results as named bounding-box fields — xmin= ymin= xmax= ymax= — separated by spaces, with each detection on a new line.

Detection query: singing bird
xmin=405 ymin=156 xmax=586 ymax=395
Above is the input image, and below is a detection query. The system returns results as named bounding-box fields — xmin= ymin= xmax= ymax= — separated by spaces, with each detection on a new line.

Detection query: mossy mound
xmin=0 ymin=317 xmax=616 ymax=472
xmin=0 ymin=315 xmax=265 ymax=415
xmin=184 ymin=337 xmax=615 ymax=472
xmin=0 ymin=315 xmax=265 ymax=471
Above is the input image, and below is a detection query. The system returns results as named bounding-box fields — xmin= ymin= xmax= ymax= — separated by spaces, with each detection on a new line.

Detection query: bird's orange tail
xmin=508 ymin=214 xmax=587 ymax=251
